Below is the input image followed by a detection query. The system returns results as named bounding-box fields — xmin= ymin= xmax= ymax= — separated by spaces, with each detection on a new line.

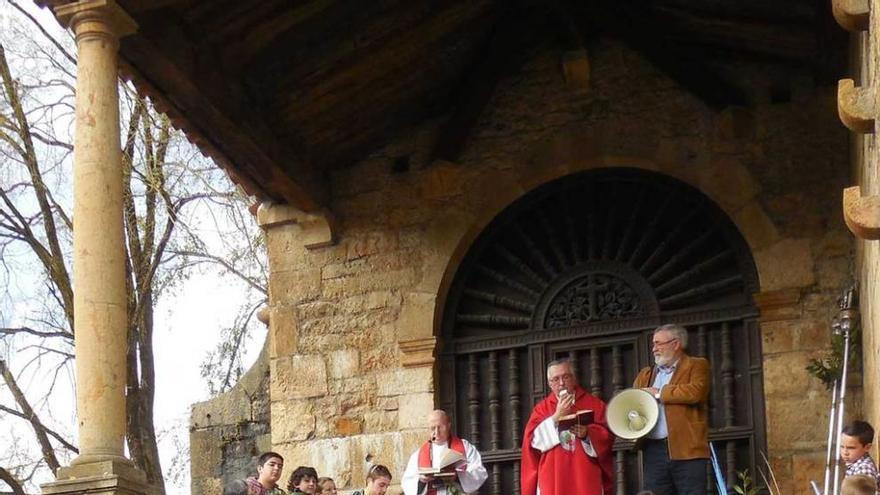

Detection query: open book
xmin=417 ymin=447 xmax=464 ymax=476
xmin=557 ymin=409 xmax=594 ymax=432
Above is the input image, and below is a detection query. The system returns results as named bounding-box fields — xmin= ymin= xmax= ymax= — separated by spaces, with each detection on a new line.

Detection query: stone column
xmin=59 ymin=0 xmax=135 ymax=466
xmin=42 ymin=2 xmax=147 ymax=494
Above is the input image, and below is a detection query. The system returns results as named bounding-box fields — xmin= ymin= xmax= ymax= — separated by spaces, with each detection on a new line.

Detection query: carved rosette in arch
xmin=438 ymin=168 xmax=765 ymax=495
xmin=536 ymin=262 xmax=659 ymax=329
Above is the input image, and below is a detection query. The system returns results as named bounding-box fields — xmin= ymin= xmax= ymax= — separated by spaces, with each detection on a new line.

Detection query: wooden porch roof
xmin=37 ymin=0 xmax=846 ymax=211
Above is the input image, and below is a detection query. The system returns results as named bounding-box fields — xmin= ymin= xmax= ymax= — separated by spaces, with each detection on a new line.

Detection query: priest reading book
xmin=556 ymin=409 xmax=594 ymax=433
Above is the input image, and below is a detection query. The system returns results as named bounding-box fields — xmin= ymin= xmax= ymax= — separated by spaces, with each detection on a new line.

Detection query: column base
xmin=42 ymin=460 xmax=150 ymax=495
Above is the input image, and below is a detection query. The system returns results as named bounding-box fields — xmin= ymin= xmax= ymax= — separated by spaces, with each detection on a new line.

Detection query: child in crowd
xmin=317 ymin=477 xmax=337 ymax=495
xmin=224 ymin=479 xmax=255 ymax=495
xmin=842 ymin=475 xmax=878 ymax=495
xmin=246 ymin=452 xmax=286 ymax=495
xmin=288 ymin=466 xmax=319 ymax=494
xmin=841 ymin=420 xmax=880 ymax=494
xmin=353 ymin=464 xmax=392 ymax=495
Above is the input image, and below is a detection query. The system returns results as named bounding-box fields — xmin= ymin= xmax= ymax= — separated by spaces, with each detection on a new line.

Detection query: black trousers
xmin=642 ymin=439 xmax=708 ymax=495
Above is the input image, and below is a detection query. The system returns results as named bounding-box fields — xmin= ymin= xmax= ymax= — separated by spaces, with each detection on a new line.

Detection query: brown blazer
xmin=633 ymin=354 xmax=711 ymax=460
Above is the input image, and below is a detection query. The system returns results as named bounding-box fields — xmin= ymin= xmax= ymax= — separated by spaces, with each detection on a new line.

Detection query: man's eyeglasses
xmin=652 ymin=338 xmax=678 ymax=349
xmin=548 ymin=373 xmax=574 ymax=384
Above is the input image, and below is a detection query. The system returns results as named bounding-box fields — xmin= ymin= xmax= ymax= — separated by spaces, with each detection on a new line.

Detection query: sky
xmin=0 ymin=2 xmax=266 ymax=493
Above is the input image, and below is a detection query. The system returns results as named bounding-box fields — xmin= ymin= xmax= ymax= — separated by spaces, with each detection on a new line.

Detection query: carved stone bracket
xmin=837 ymin=79 xmax=876 ymax=133
xmin=257 ymin=201 xmax=336 ymax=249
xmin=843 ymin=185 xmax=880 ymax=239
xmin=399 ymin=337 xmax=437 ymax=368
xmin=831 ymin=0 xmax=870 ymax=32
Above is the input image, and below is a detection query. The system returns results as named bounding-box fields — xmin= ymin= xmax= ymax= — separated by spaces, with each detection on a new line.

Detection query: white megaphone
xmin=606 ymin=388 xmax=660 ymax=440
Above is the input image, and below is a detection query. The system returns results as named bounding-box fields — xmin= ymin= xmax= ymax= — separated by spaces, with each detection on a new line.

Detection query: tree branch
xmin=0 ymin=466 xmax=26 ymax=495
xmin=0 ymin=326 xmax=73 ymax=340
xmin=0 ymin=404 xmax=78 ymax=453
xmin=169 ymin=249 xmax=268 ymax=295
xmin=0 ymin=359 xmax=61 ymax=474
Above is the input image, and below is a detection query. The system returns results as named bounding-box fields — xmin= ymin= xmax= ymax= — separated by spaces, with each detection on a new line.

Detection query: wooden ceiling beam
xmin=651 ymin=6 xmax=818 ymax=63
xmin=430 ymin=3 xmax=538 ymax=163
xmin=275 ymin=1 xmax=494 ymax=124
xmin=118 ymin=0 xmax=188 ymax=14
xmin=120 ymin=16 xmax=327 ymax=211
xmin=578 ymin=1 xmax=749 ymax=109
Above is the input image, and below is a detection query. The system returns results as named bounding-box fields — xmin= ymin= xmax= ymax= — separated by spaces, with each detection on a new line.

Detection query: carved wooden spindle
xmin=489 ymin=351 xmax=501 ymax=450
xmin=569 ymin=350 xmax=579 ymax=381
xmin=615 ymin=451 xmax=626 ymax=495
xmin=721 ymin=322 xmax=735 ymax=428
xmin=612 ymin=345 xmax=624 ymax=394
xmin=726 ymin=441 xmax=737 ymax=492
xmin=509 ymin=349 xmax=521 ymax=447
xmin=590 ymin=347 xmax=602 ymax=396
xmin=491 ymin=463 xmax=501 ymax=495
xmin=513 ymin=463 xmax=521 ymax=494
xmin=697 ymin=325 xmax=707 ymax=358
xmin=468 ymin=353 xmax=481 ymax=447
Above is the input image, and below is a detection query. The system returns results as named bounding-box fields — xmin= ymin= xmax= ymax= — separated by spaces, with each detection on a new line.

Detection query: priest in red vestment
xmin=521 ymin=358 xmax=615 ymax=495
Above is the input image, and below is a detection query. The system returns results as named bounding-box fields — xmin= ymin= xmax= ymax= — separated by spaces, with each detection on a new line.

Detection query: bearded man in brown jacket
xmin=633 ymin=324 xmax=710 ymax=495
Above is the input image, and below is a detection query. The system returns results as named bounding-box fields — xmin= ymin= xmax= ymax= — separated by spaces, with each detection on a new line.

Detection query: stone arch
xmin=421 ymin=129 xmax=776 ymax=342
xmin=430 ymin=165 xmax=766 ymax=494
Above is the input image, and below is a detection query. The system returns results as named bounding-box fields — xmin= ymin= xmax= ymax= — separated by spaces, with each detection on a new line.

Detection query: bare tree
xmin=0 ymin=2 xmax=267 ymax=493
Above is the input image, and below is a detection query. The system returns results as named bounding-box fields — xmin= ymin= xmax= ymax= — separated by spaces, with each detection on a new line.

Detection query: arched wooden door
xmin=438 ymin=168 xmax=765 ymax=494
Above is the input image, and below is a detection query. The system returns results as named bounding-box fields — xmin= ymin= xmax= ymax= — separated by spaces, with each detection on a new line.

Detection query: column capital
xmin=55 ymin=0 xmax=137 ymax=41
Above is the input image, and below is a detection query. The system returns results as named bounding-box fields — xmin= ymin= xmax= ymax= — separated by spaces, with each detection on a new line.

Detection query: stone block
xmin=733 ymin=200 xmax=779 ymax=252
xmin=754 ymin=238 xmax=815 ymax=290
xmin=697 ymin=159 xmax=759 ymax=212
xmin=270 ymin=268 xmax=322 ymax=303
xmin=367 ymin=291 xmax=402 ymax=310
xmin=364 ymin=411 xmax=398 ymax=432
xmin=328 ymin=349 xmax=360 ymax=379
xmin=346 ymin=231 xmax=400 ymax=260
xmin=322 ymin=268 xmax=417 ymax=298
xmin=350 ymin=433 xmax=405 ymax=482
xmin=420 ymin=161 xmax=467 ymax=201
xmin=272 ymin=355 xmax=328 ymax=399
xmin=270 ymin=305 xmax=298 ymax=357
xmin=398 ymin=292 xmax=436 ymax=342
xmin=377 ymin=367 xmax=434 ymax=397
xmin=335 ymin=417 xmax=364 ymax=436
xmin=762 ymin=351 xmax=823 ymax=397
xmin=271 ymin=400 xmax=316 ymax=443
xmin=398 ymin=392 xmax=436 ymax=430
xmin=765 ymin=394 xmax=829 ymax=451
xmin=312 ymin=437 xmax=354 ymax=488
xmin=190 ymin=429 xmax=223 ymax=479
xmin=790 ymin=452 xmax=826 ymax=495
xmin=760 ymin=320 xmax=798 ymax=355
xmin=796 ymin=320 xmax=832 ymax=351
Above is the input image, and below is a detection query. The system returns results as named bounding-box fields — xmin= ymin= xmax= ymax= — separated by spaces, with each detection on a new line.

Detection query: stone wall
xmin=190 ymin=346 xmax=271 ymax=495
xmin=855 ymin=3 xmax=880 ymax=472
xmin=248 ymin=38 xmax=854 ymax=494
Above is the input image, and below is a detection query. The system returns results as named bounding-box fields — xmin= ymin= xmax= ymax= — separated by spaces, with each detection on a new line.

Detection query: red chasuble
xmin=521 ymin=386 xmax=614 ymax=495
xmin=418 ymin=436 xmax=466 ymax=495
